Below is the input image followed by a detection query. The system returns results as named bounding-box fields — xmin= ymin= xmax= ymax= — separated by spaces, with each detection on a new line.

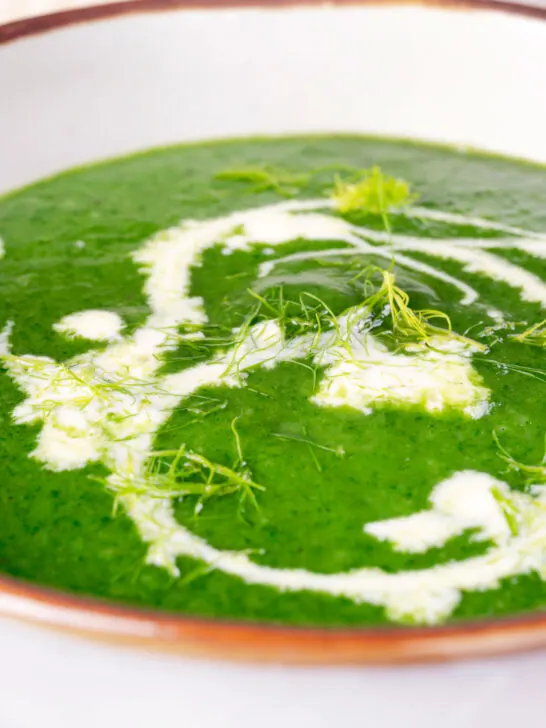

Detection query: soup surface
xmin=1 ymin=136 xmax=546 ymax=626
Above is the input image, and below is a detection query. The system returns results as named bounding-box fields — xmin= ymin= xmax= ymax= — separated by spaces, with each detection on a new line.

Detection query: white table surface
xmin=1 ymin=616 xmax=546 ymax=728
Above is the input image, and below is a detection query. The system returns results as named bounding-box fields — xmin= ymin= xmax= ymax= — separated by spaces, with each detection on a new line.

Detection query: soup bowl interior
xmin=2 ymin=1 xmax=546 ymax=194
xmin=0 ymin=0 xmax=546 ymax=664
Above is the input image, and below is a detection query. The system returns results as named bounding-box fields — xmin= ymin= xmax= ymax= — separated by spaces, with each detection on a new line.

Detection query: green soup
xmin=1 ymin=135 xmax=546 ymax=627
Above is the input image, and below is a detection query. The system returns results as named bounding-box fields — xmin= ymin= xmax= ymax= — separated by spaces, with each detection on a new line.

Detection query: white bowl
xmin=2 ymin=0 xmax=546 ymax=193
xmin=1 ymin=2 xmax=546 ymax=727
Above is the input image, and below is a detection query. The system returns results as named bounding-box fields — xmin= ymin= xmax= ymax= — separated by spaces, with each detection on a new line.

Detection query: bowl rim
xmin=2 ymin=0 xmax=546 ymax=43
xmin=2 ymin=0 xmax=546 ymax=664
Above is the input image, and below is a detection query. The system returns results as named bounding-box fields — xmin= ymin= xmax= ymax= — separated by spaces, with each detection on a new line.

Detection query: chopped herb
xmin=494 ymin=430 xmax=546 ymax=486
xmin=513 ymin=319 xmax=546 ymax=347
xmin=215 ymin=166 xmax=310 ymax=197
xmin=491 ymin=484 xmax=520 ymax=536
xmin=331 ymin=166 xmax=418 ymax=215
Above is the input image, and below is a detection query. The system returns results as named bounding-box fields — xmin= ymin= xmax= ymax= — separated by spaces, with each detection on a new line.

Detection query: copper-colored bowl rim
xmin=3 ymin=0 xmax=546 ymax=43
xmin=2 ymin=0 xmax=546 ymax=664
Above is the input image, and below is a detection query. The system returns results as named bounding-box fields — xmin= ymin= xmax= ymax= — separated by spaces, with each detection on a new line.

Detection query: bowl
xmin=1 ymin=2 xmax=546 ymax=725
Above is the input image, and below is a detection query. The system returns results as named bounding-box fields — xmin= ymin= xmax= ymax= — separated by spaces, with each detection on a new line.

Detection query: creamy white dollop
xmin=365 ymin=471 xmax=514 ymax=552
xmin=311 ymin=320 xmax=489 ymax=417
xmin=54 ymin=310 xmax=125 ymax=342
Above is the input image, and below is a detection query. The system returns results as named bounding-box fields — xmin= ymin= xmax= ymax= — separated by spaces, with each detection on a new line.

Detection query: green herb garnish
xmin=331 ymin=166 xmax=418 ymax=215
xmin=513 ymin=319 xmax=546 ymax=347
xmin=215 ymin=166 xmax=310 ymax=197
xmin=494 ymin=430 xmax=546 ymax=487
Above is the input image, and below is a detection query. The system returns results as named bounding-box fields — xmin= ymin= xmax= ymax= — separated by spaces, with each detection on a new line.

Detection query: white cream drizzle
xmin=391 ymin=242 xmax=546 ymax=308
xmin=2 ymin=196 xmax=546 ymax=624
xmin=118 ymin=470 xmax=546 ymax=625
xmin=261 ymin=221 xmax=546 ymax=310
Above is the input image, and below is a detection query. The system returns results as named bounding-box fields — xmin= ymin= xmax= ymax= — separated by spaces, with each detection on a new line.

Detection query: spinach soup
xmin=1 ymin=136 xmax=546 ymax=627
